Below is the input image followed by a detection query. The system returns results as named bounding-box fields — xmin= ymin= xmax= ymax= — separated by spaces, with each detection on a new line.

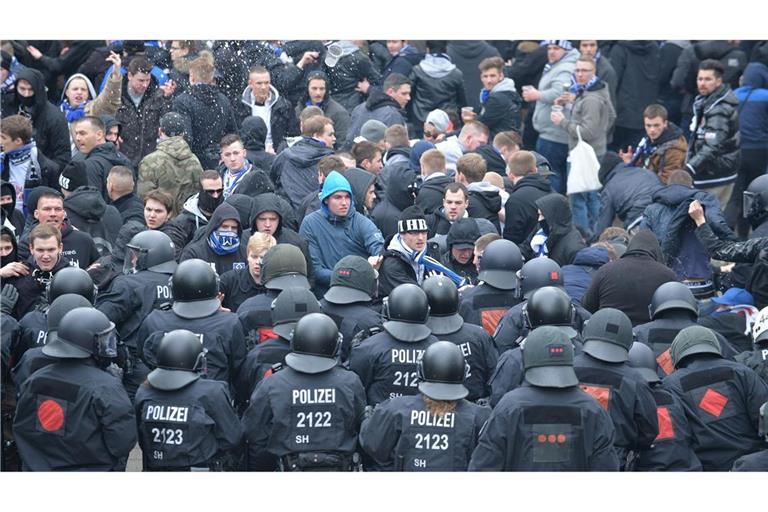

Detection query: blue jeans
xmin=535 ymin=138 xmax=569 ymax=194
xmin=570 ymin=191 xmax=601 ymax=237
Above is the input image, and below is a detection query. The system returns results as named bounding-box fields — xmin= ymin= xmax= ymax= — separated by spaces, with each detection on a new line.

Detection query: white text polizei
xmin=145 ymin=405 xmax=189 ymax=423
xmin=292 ymin=388 xmax=337 ymax=405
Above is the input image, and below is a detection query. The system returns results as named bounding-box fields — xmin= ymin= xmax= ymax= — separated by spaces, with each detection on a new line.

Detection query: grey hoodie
xmin=241 ymin=84 xmax=281 ymax=146
xmin=419 ymin=54 xmax=457 ymax=79
xmin=532 ymin=49 xmax=580 ymax=144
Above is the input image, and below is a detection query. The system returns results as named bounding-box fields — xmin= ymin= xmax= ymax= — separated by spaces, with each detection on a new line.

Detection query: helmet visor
xmin=123 ymin=246 xmax=147 ymax=274
xmin=96 ymin=326 xmax=118 ymax=358
xmin=743 ymin=191 xmax=759 ymax=219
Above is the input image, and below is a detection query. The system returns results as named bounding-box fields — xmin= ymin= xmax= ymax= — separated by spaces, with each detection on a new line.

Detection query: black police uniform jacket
xmin=468 ymin=383 xmax=620 ymax=471
xmin=662 ymin=355 xmax=768 ymax=471
xmin=349 ymin=329 xmax=439 ymax=406
xmin=235 ymin=336 xmax=292 ymax=408
xmin=96 ymin=269 xmax=174 ymax=351
xmin=635 ymin=384 xmax=703 ymax=471
xmin=458 ymin=282 xmax=521 ymax=337
xmin=242 ymin=365 xmax=366 ymax=466
xmin=320 ymin=299 xmax=382 ymax=362
xmin=139 ymin=308 xmax=247 ymax=399
xmin=237 ymin=289 xmax=280 ymax=347
xmin=360 ymin=394 xmax=490 ymax=471
xmin=731 ymin=449 xmax=768 ymax=471
xmin=493 ymin=300 xmax=591 ymax=353
xmin=431 ymin=322 xmax=498 ymax=401
xmin=734 ymin=347 xmax=768 ymax=386
xmin=16 ymin=308 xmax=49 ymax=364
xmin=572 ymin=353 xmax=659 ymax=460
xmin=135 ymin=377 xmax=243 ymax=470
xmin=13 ymin=359 xmax=137 ymax=471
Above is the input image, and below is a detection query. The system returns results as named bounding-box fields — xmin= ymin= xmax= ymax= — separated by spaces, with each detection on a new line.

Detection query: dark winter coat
xmin=346 ymin=88 xmax=408 ymax=147
xmin=80 ymin=142 xmax=134 ymax=200
xmin=240 ymin=116 xmax=276 ymax=172
xmin=270 ymin=137 xmax=334 ymax=210
xmin=529 ymin=193 xmax=585 ymax=266
xmin=609 ymin=41 xmax=660 ymax=130
xmin=734 ymin=62 xmax=768 ymax=149
xmin=629 ymin=122 xmax=688 ymax=184
xmin=686 ymin=84 xmax=741 ymax=187
xmin=477 ymin=78 xmax=522 ymax=138
xmin=178 ymin=202 xmax=247 ymax=275
xmin=582 ymin=230 xmax=678 ymax=325
xmin=408 ymin=54 xmax=467 ymax=126
xmin=1 ymin=67 xmax=70 ymax=175
xmin=6 ymin=255 xmax=72 ymax=319
xmin=415 ymin=174 xmax=453 ymax=214
xmin=63 ymin=186 xmax=122 ymax=255
xmin=562 ymin=246 xmax=611 ymax=306
xmin=172 ymin=83 xmax=239 ymax=169
xmin=110 ymin=192 xmax=145 ymax=225
xmin=371 ymin=158 xmax=416 ymax=239
xmin=502 ymin=173 xmax=552 ymax=244
xmin=447 ymin=41 xmax=501 ymax=112
xmin=325 ymin=45 xmax=381 ymax=113
xmin=594 ymin=162 xmax=664 ymax=236
xmin=467 ymin=182 xmax=501 ymax=233
xmin=296 ymin=72 xmax=352 ymax=148
xmin=236 ymin=84 xmax=293 ymax=150
xmin=219 ymin=266 xmax=266 ymax=313
xmin=116 ymin=78 xmax=172 ymax=166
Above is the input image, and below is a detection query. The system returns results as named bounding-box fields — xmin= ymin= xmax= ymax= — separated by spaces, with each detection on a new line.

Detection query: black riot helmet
xmin=649 ymin=281 xmax=698 ymax=320
xmin=124 ymin=230 xmax=177 ymax=274
xmin=518 ymin=257 xmax=563 ymax=299
xmin=743 ymin=174 xmax=768 ymax=223
xmin=382 ymin=283 xmax=431 ymax=342
xmin=423 ymin=275 xmax=464 ymax=336
xmin=582 ymin=308 xmax=634 ymax=363
xmin=43 ymin=307 xmax=116 ymax=360
xmin=148 ymin=330 xmax=206 ymax=390
xmin=628 ymin=342 xmax=661 ymax=384
xmin=171 ymin=259 xmax=220 ymax=319
xmin=417 ymin=341 xmax=469 ymax=401
xmin=285 ymin=313 xmax=341 ymax=374
xmin=523 ymin=286 xmax=576 ymax=338
xmin=478 ymin=239 xmax=523 ymax=290
xmin=47 ymin=294 xmax=93 ymax=333
xmin=47 ymin=266 xmax=95 ymax=304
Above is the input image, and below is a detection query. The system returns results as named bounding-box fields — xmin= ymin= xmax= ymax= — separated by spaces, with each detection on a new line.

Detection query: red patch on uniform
xmin=547 ymin=434 xmax=557 ymax=443
xmin=258 ymin=327 xmax=278 ymax=344
xmin=655 ymin=406 xmax=675 ymax=441
xmin=549 ymin=271 xmax=559 ymax=282
xmin=263 ymin=368 xmax=273 ymax=379
xmin=37 ymin=399 xmax=64 ymax=432
xmin=656 ymin=349 xmax=675 ymax=376
xmin=557 ymin=434 xmax=567 ymax=444
xmin=699 ymin=388 xmax=729 ymax=417
xmin=579 ymin=384 xmax=611 ymax=411
xmin=480 ymin=309 xmax=507 ymax=336
xmin=537 ymin=434 xmax=547 ymax=443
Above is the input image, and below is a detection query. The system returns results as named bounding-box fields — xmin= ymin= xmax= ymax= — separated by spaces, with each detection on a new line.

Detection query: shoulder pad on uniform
xmin=351 ymin=325 xmax=383 ymax=348
xmin=159 ymin=302 xmax=172 ymax=311
xmin=271 ymin=362 xmax=284 ymax=373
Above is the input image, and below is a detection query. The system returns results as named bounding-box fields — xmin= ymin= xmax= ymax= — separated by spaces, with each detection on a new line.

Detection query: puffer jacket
xmin=562 ymin=245 xmax=611 ymax=305
xmin=477 ymin=77 xmax=522 ymax=138
xmin=346 ymin=88 xmax=408 ymax=147
xmin=532 ymin=49 xmax=580 ymax=144
xmin=686 ymin=84 xmax=741 ymax=187
xmin=408 ymin=54 xmax=467 ymax=126
xmin=137 ymin=135 xmax=203 ymax=208
xmin=594 ymin=161 xmax=664 ymax=236
xmin=559 ymin=79 xmax=616 ymax=156
xmin=270 ymin=137 xmax=334 ymax=210
xmin=172 ymin=83 xmax=239 ymax=169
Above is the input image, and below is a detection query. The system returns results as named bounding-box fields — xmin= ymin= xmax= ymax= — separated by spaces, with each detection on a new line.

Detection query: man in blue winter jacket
xmin=299 ymin=171 xmax=384 ymax=296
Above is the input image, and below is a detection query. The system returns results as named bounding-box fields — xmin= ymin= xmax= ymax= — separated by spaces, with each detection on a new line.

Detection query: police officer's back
xmin=628 ymin=342 xmax=702 ymax=471
xmin=320 ymin=255 xmax=382 ymax=362
xmin=573 ymin=308 xmax=659 ymax=469
xmin=663 ymin=325 xmax=768 ymax=471
xmin=242 ymin=313 xmax=366 ymax=471
xmin=734 ymin=305 xmax=768 ymax=385
xmin=135 ymin=330 xmax=242 ymax=471
xmin=458 ymin=239 xmax=523 ymax=336
xmin=13 ymin=307 xmax=137 ymax=471
xmin=489 ymin=286 xmax=582 ymax=407
xmin=469 ymin=326 xmax=619 ymax=471
xmin=360 ymin=342 xmax=490 ymax=471
xmin=423 ymin=275 xmax=498 ymax=401
xmin=139 ymin=259 xmax=247 ymax=400
xmin=349 ymin=284 xmax=439 ymax=406
xmin=97 ymin=231 xmax=177 ymax=398
xmin=731 ymin=401 xmax=768 ymax=471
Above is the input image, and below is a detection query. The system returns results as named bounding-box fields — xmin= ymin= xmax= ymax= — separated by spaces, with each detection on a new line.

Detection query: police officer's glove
xmin=104 ymin=363 xmax=124 ymax=381
xmin=363 ymin=405 xmax=375 ymax=421
xmin=0 ymin=284 xmax=19 ymax=315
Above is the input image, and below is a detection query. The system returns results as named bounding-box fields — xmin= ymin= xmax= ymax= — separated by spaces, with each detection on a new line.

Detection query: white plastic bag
xmin=566 ymin=126 xmax=602 ymax=194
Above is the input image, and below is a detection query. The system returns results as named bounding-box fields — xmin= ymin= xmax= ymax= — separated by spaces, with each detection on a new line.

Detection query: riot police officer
xmin=423 ymin=275 xmax=498 ymax=401
xmin=242 ymin=313 xmax=366 ymax=471
xmin=235 ymin=287 xmax=321 ymax=406
xmin=13 ymin=307 xmax=137 ymax=470
xmin=573 ymin=308 xmax=659 ymax=469
xmin=321 ymin=255 xmax=382 ymax=362
xmin=349 ymin=283 xmax=439 ymax=406
xmin=489 ymin=286 xmax=582 ymax=407
xmin=96 ymin=230 xmax=177 ymax=399
xmin=663 ymin=325 xmax=768 ymax=470
xmin=360 ymin=341 xmax=491 ymax=471
xmin=628 ymin=342 xmax=702 ymax=471
xmin=634 ymin=281 xmax=737 ymax=378
xmin=493 ymin=257 xmax=590 ymax=352
xmin=135 ymin=330 xmax=243 ymax=471
xmin=16 ymin=267 xmax=95 ymax=365
xmin=139 ymin=259 xmax=247 ymax=402
xmin=735 ymin=305 xmax=768 ymax=384
xmin=458 ymin=239 xmax=523 ymax=336
xmin=731 ymin=402 xmax=768 ymax=471
xmin=469 ymin=326 xmax=619 ymax=471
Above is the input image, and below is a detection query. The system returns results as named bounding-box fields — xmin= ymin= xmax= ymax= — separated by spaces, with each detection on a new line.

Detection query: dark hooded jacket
xmin=296 ymin=71 xmax=352 ymax=148
xmin=503 ymin=173 xmax=552 ymax=244
xmin=640 ymin=184 xmax=735 ymax=280
xmin=115 ymin=73 xmax=172 ymax=166
xmin=80 ymin=142 xmax=134 ymax=200
xmin=110 ymin=191 xmax=145 ymax=225
xmin=88 ymin=220 xmax=146 ymax=292
xmin=0 ymin=225 xmax=19 ymax=268
xmin=371 ymin=161 xmax=416 ymax=239
xmin=172 ymin=83 xmax=239 ymax=169
xmin=594 ymin=156 xmax=664 ymax=236
xmin=608 ymin=41 xmax=660 ymax=130
xmin=526 ymin=193 xmax=585 ymax=266
xmin=467 ymin=182 xmax=502 ymax=233
xmin=270 ymin=137 xmax=334 ymax=210
xmin=734 ymin=62 xmax=768 ymax=149
xmin=472 ymin=144 xmax=507 ymax=175
xmin=240 ymin=116 xmax=276 ymax=172
xmin=325 ymin=44 xmax=381 ymax=113
xmin=6 ymin=253 xmax=71 ymax=320
xmin=583 ymin=230 xmax=678 ymax=325
xmin=477 ymin=77 xmax=523 ymax=138
xmin=415 ymin=173 xmax=453 ymax=214
xmin=447 ymin=41 xmax=501 ymax=112
xmin=343 ymin=167 xmax=376 ymax=216
xmin=1 ymin=180 xmax=25 ymax=235
xmin=1 ymin=67 xmax=71 ymax=175
xmin=562 ymin=245 xmax=611 ymax=306
xmin=178 ymin=202 xmax=247 ymax=275
xmin=408 ymin=53 xmax=467 ymax=127
xmin=346 ymin=88 xmax=408 ymax=147
xmin=63 ymin=186 xmax=122 ymax=256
